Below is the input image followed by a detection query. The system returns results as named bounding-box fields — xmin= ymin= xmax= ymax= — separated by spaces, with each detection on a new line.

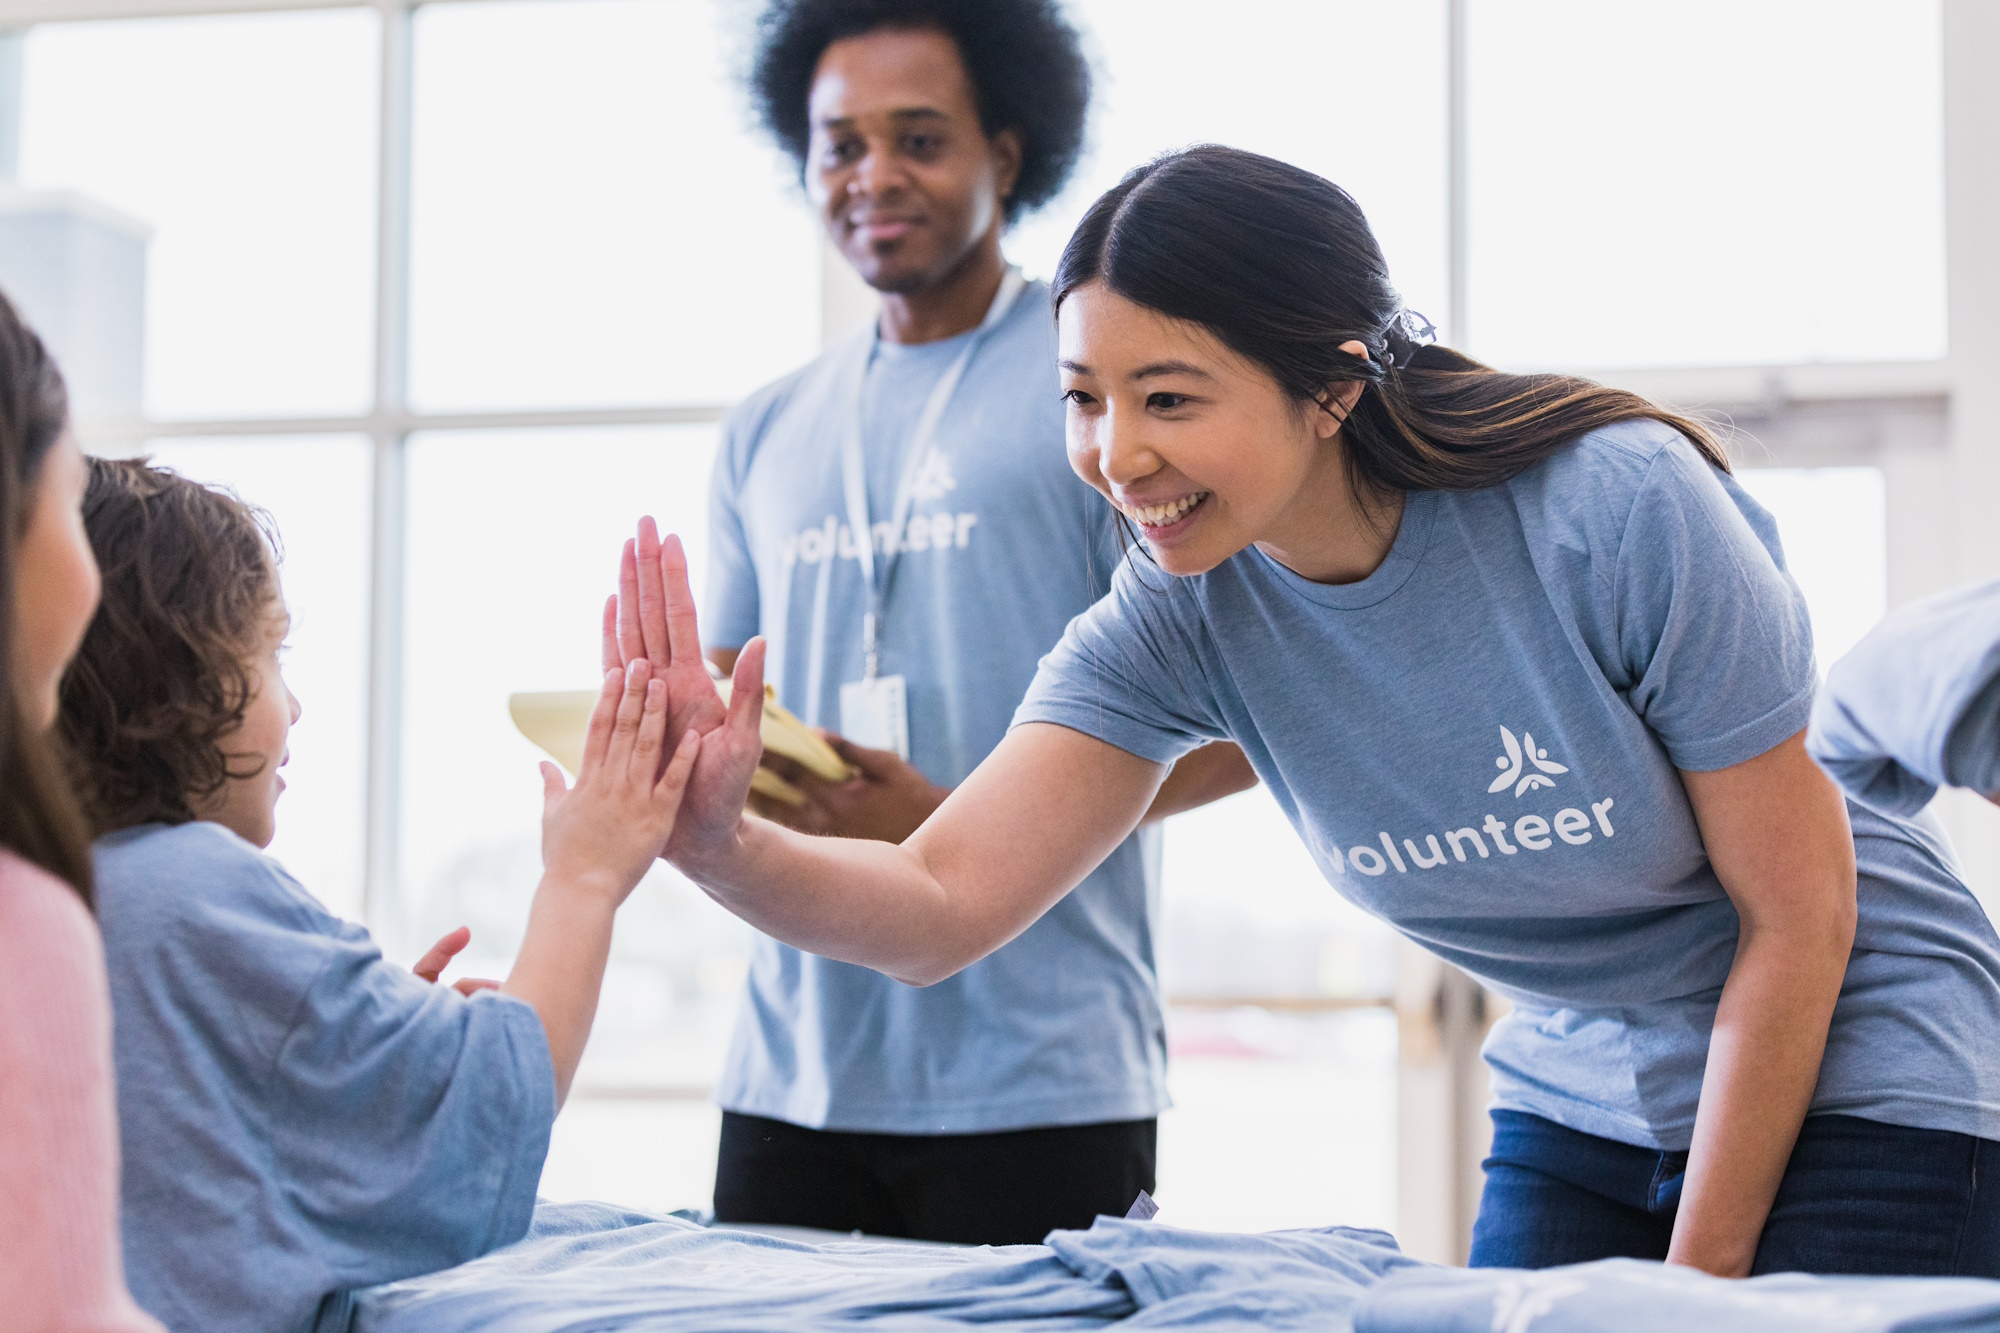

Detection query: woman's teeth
xmin=1123 ymin=492 xmax=1208 ymax=527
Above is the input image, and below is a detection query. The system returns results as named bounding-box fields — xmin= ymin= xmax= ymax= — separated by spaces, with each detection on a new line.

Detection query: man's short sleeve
xmin=704 ymin=410 xmax=762 ymax=652
xmin=1013 ymin=558 xmax=1227 ymax=765
xmin=1611 ymin=441 xmax=1817 ymax=772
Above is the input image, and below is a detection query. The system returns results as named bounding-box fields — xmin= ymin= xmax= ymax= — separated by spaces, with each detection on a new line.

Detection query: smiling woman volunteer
xmin=619 ymin=146 xmax=2000 ymax=1277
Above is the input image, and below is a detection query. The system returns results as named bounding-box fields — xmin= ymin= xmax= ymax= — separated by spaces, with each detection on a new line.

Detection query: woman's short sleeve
xmin=1012 ymin=559 xmax=1227 ymax=765
xmin=1605 ymin=440 xmax=1818 ymax=772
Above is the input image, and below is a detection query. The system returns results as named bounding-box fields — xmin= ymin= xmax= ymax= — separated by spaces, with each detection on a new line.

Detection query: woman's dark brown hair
xmin=59 ymin=459 xmax=280 ymax=835
xmin=0 ymin=289 xmax=97 ymax=903
xmin=1055 ymin=145 xmax=1730 ymax=502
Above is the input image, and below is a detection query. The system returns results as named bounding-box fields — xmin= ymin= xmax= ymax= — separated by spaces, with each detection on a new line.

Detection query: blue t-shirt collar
xmin=1248 ymin=488 xmax=1438 ymax=610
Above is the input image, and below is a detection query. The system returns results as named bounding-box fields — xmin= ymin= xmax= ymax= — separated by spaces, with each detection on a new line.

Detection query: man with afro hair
xmin=700 ymin=0 xmax=1254 ymax=1244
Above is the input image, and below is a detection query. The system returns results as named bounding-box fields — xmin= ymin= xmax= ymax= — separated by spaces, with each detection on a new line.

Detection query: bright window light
xmin=20 ymin=12 xmax=379 ymax=419
xmin=1161 ymin=787 xmax=1398 ymax=1003
xmin=136 ymin=437 xmax=373 ymax=921
xmin=1735 ymin=465 xmax=1889 ymax=672
xmin=1009 ymin=0 xmax=1447 ymax=325
xmin=1467 ymin=0 xmax=1946 ymax=368
xmin=397 ymin=422 xmax=722 ymax=940
xmin=408 ymin=0 xmax=820 ymax=412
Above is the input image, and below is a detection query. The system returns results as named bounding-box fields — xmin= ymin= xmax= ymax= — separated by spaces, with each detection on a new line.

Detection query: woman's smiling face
xmin=1057 ymin=281 xmax=1359 ymax=578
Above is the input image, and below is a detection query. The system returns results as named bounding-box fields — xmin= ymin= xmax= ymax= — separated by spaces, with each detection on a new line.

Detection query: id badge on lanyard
xmin=839 ymin=672 xmax=910 ymax=759
xmin=836 ymin=267 xmax=1026 ymax=761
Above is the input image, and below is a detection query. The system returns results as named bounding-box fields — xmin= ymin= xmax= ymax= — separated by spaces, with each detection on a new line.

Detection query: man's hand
xmin=412 ymin=925 xmax=502 ymax=997
xmin=752 ymin=735 xmax=950 ymax=843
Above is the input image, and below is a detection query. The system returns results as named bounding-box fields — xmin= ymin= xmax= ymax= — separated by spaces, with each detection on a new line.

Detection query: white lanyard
xmin=840 ymin=266 xmax=1026 ymax=679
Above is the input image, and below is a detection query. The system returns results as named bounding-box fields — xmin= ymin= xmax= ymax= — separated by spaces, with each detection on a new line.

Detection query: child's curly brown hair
xmin=58 ymin=457 xmax=283 ymax=835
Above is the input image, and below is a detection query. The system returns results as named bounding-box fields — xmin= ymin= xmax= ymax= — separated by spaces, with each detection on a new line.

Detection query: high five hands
xmin=603 ymin=518 xmax=768 ymax=869
xmin=608 ymin=518 xmax=953 ymax=849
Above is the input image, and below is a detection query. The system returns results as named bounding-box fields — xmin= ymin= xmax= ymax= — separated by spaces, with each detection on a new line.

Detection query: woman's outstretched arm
xmin=616 ymin=519 xmax=1166 ymax=985
xmin=693 ymin=721 xmax=1163 ymax=984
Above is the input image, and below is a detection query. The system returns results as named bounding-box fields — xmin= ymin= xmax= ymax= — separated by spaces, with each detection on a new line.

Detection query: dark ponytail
xmin=1053 ymin=145 xmax=1729 ymax=496
xmin=0 ymin=290 xmax=96 ymax=905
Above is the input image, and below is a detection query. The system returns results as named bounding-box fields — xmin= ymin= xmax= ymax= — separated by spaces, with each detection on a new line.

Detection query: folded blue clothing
xmin=351 ymin=1201 xmax=1123 ymax=1332
xmin=1046 ymin=1220 xmax=1417 ymax=1329
xmin=1354 ymin=1258 xmax=2000 ymax=1333
xmin=350 ymin=1203 xmax=2000 ymax=1332
xmin=346 ymin=1203 xmax=1411 ymax=1332
xmin=1810 ymin=580 xmax=2000 ymax=815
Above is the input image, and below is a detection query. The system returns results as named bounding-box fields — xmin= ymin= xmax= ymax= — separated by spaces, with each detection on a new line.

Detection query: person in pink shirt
xmin=0 ymin=288 xmax=159 ymax=1331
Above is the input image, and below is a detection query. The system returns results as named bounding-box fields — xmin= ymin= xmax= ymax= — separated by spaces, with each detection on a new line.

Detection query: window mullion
xmin=362 ymin=0 xmax=412 ymax=936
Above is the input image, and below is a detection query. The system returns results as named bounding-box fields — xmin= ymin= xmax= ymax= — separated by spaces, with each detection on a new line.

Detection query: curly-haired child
xmin=59 ymin=458 xmax=700 ymax=1333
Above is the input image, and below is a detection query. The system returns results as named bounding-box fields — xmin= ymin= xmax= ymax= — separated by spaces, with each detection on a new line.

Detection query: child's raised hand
xmin=539 ymin=657 xmax=701 ymax=907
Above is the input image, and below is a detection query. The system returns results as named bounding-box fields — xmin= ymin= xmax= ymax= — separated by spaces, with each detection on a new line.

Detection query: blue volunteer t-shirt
xmin=94 ymin=822 xmax=556 ymax=1333
xmin=705 ymin=278 xmax=1167 ymax=1134
xmin=1810 ymin=579 xmax=2000 ymax=815
xmin=1017 ymin=419 xmax=2000 ymax=1151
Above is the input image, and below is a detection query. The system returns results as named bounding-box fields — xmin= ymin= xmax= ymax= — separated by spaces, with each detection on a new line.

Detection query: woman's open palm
xmin=603 ymin=517 xmax=766 ymax=865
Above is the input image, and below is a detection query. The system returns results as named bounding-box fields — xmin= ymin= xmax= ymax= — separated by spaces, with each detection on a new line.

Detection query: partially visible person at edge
xmin=618 ymin=145 xmax=2000 ymax=1278
xmin=0 ymin=288 xmax=161 ymax=1332
xmin=683 ymin=0 xmax=1254 ymax=1244
xmin=1808 ymin=579 xmax=2000 ymax=818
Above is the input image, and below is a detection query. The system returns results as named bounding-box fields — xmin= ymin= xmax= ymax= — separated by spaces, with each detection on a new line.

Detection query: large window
xmin=1466 ymin=0 xmax=1946 ymax=368
xmin=20 ymin=10 xmax=380 ymax=418
xmin=408 ymin=0 xmax=819 ymax=411
xmin=141 ymin=436 xmax=374 ymax=918
xmin=1010 ymin=0 xmax=1448 ymax=323
xmin=16 ymin=0 xmax=1948 ymax=1237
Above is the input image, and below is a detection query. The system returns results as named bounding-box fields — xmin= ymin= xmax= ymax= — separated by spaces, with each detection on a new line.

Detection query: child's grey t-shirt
xmin=1017 ymin=419 xmax=2000 ymax=1150
xmin=94 ymin=822 xmax=555 ymax=1333
xmin=705 ymin=279 xmax=1166 ymax=1134
xmin=1810 ymin=579 xmax=2000 ymax=814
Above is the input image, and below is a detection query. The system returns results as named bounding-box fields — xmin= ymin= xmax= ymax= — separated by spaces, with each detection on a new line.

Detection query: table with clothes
xmin=338 ymin=1202 xmax=2000 ymax=1333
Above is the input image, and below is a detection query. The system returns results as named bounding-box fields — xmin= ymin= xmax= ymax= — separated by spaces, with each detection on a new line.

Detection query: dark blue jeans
xmin=1469 ymin=1109 xmax=2000 ymax=1276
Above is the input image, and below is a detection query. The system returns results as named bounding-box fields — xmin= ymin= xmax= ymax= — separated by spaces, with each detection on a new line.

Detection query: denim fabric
xmin=1470 ymin=1108 xmax=2000 ymax=1276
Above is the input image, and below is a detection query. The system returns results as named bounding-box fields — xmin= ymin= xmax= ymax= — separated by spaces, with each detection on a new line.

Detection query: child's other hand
xmin=539 ymin=658 xmax=701 ymax=908
xmin=412 ymin=925 xmax=502 ymax=996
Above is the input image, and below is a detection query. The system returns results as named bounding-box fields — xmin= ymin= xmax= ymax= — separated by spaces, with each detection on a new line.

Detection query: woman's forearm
xmin=687 ymin=814 xmax=978 ymax=985
xmin=1668 ymin=917 xmax=1852 ymax=1274
xmin=678 ymin=722 xmax=1169 ymax=987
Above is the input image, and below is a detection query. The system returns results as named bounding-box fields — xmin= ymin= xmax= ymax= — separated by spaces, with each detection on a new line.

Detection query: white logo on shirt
xmin=1489 ymin=725 xmax=1569 ymax=798
xmin=909 ymin=449 xmax=958 ymax=503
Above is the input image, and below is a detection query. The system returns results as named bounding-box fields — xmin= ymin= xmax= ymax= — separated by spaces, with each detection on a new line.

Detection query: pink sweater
xmin=0 ymin=851 xmax=161 ymax=1333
